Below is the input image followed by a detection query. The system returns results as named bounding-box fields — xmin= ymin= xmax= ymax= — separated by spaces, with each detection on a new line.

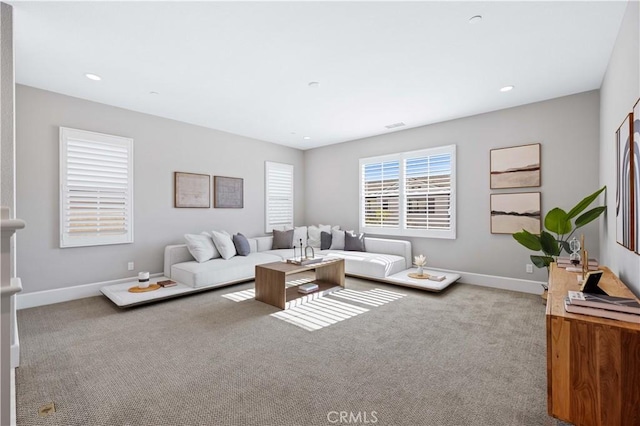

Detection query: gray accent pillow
xmin=211 ymin=230 xmax=237 ymax=260
xmin=184 ymin=232 xmax=220 ymax=263
xmin=329 ymin=229 xmax=346 ymax=250
xmin=272 ymin=229 xmax=294 ymax=249
xmin=233 ymin=233 xmax=251 ymax=256
xmin=320 ymin=231 xmax=332 ymax=250
xmin=345 ymin=232 xmax=366 ymax=252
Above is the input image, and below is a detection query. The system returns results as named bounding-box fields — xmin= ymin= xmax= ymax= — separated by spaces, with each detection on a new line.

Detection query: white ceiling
xmin=9 ymin=1 xmax=629 ymax=150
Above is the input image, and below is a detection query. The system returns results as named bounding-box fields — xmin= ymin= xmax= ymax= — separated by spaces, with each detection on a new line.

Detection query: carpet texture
xmin=16 ymin=279 xmax=568 ymax=426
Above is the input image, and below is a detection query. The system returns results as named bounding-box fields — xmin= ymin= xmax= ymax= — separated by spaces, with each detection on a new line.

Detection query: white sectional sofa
xmin=164 ymin=235 xmax=412 ymax=291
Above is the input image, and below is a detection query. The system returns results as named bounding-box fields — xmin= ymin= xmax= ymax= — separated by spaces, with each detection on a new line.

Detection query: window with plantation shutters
xmin=265 ymin=161 xmax=293 ymax=233
xmin=359 ymin=145 xmax=456 ymax=239
xmin=60 ymin=127 xmax=134 ymax=248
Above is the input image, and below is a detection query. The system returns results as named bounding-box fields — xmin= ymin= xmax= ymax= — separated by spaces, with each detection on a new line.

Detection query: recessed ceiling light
xmin=385 ymin=122 xmax=405 ymax=129
xmin=85 ymin=73 xmax=101 ymax=81
xmin=500 ymin=85 xmax=515 ymax=92
xmin=303 ymin=136 xmax=311 ymax=140
xmin=308 ymin=82 xmax=320 ymax=88
xmin=149 ymin=91 xmax=159 ymax=95
xmin=469 ymin=15 xmax=482 ymax=24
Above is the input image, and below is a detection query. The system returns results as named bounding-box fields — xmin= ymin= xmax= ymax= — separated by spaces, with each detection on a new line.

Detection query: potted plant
xmin=513 ymin=186 xmax=606 ymax=293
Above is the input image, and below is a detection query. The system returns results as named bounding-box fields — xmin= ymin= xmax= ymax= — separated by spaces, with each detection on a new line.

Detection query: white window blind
xmin=265 ymin=161 xmax=294 ymax=233
xmin=359 ymin=145 xmax=456 ymax=239
xmin=60 ymin=127 xmax=134 ymax=248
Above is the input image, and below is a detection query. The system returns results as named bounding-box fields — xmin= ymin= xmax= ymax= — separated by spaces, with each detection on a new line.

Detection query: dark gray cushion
xmin=232 ymin=233 xmax=251 ymax=256
xmin=272 ymin=229 xmax=294 ymax=249
xmin=320 ymin=231 xmax=332 ymax=250
xmin=345 ymin=232 xmax=366 ymax=252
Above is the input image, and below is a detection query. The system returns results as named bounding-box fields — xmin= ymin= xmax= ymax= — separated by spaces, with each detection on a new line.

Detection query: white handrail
xmin=0 ymin=278 xmax=22 ymax=298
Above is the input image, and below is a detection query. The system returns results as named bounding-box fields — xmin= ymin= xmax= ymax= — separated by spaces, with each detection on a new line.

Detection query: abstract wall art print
xmin=616 ymin=113 xmax=634 ymax=251
xmin=214 ymin=176 xmax=244 ymax=208
xmin=174 ymin=172 xmax=210 ymax=208
xmin=490 ymin=192 xmax=541 ymax=235
xmin=490 ymin=143 xmax=541 ymax=189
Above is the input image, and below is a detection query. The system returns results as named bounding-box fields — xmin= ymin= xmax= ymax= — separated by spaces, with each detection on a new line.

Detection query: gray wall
xmin=1 ymin=2 xmax=14 ymax=214
xmin=599 ymin=0 xmax=640 ymax=296
xmin=16 ymin=85 xmax=305 ymax=293
xmin=304 ymin=91 xmax=601 ymax=283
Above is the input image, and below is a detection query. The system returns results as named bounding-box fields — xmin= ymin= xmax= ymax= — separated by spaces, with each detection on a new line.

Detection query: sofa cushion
xmin=345 ymin=232 xmax=366 ymax=252
xmin=233 ymin=233 xmax=251 ymax=256
xmin=171 ymin=252 xmax=281 ymax=288
xmin=322 ymin=250 xmax=406 ymax=278
xmin=329 ymin=229 xmax=346 ymax=250
xmin=307 ymin=225 xmax=329 ymax=248
xmin=273 ymin=229 xmax=294 ymax=249
xmin=211 ymin=230 xmax=237 ymax=260
xmin=321 ymin=231 xmax=332 ymax=250
xmin=184 ymin=232 xmax=220 ymax=263
xmin=261 ymin=249 xmax=296 ymax=261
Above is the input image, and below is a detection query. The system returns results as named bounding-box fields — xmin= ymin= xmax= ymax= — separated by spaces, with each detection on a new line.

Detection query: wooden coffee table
xmin=255 ymin=258 xmax=345 ymax=310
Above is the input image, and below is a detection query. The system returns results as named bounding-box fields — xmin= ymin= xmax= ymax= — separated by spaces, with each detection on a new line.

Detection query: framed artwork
xmin=174 ymin=172 xmax=210 ymax=208
xmin=616 ymin=113 xmax=634 ymax=250
xmin=634 ymin=100 xmax=640 ymax=254
xmin=490 ymin=192 xmax=541 ymax=235
xmin=214 ymin=176 xmax=243 ymax=208
xmin=490 ymin=143 xmax=541 ymax=189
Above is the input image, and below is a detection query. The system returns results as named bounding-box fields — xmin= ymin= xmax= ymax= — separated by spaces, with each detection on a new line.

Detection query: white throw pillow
xmin=307 ymin=225 xmax=330 ymax=248
xmin=293 ymin=226 xmax=308 ymax=248
xmin=184 ymin=233 xmax=220 ymax=263
xmin=211 ymin=230 xmax=237 ymax=260
xmin=329 ymin=229 xmax=346 ymax=250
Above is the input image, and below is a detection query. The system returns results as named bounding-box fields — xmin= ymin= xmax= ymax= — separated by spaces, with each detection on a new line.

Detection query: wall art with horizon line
xmin=634 ymin=100 xmax=639 ymax=254
xmin=490 ymin=143 xmax=540 ymax=189
xmin=616 ymin=113 xmax=634 ymax=251
xmin=490 ymin=192 xmax=541 ymax=234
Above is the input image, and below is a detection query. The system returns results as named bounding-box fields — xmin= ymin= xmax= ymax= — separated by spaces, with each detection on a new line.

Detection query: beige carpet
xmin=16 ymin=278 xmax=569 ymax=425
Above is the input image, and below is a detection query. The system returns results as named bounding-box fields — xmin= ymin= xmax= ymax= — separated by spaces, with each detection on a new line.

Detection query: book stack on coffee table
xmin=298 ymin=283 xmax=319 ymax=294
xmin=564 ymin=291 xmax=640 ymax=323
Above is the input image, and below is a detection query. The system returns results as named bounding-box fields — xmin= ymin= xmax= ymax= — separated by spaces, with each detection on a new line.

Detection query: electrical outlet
xmin=128 ymin=262 xmax=134 ymax=271
xmin=526 ymin=264 xmax=533 ymax=274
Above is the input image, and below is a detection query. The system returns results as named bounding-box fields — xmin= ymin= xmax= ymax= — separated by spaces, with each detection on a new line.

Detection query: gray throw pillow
xmin=320 ymin=231 xmax=332 ymax=250
xmin=272 ymin=229 xmax=294 ymax=249
xmin=233 ymin=233 xmax=251 ymax=256
xmin=345 ymin=232 xmax=366 ymax=252
xmin=329 ymin=229 xmax=346 ymax=250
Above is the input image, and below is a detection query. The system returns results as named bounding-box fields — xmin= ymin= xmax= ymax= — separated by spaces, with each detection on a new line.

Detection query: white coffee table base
xmin=101 ymin=276 xmax=195 ymax=308
xmin=385 ymin=268 xmax=460 ymax=292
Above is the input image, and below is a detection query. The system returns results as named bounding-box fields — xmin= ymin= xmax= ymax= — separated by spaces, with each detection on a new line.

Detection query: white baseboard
xmin=426 ymin=267 xmax=546 ymax=295
xmin=16 ymin=273 xmax=163 ymax=310
xmin=16 ymin=269 xmax=545 ymax=310
xmin=10 ymin=368 xmax=16 ymax=426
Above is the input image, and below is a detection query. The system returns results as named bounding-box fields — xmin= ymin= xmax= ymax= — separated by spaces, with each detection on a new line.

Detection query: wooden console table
xmin=546 ymin=263 xmax=640 ymax=426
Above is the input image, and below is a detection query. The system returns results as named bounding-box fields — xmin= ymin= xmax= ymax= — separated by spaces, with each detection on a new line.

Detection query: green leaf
xmin=531 ymin=255 xmax=554 ymax=268
xmin=545 ymin=208 xmax=572 ymax=235
xmin=513 ymin=230 xmax=542 ymax=251
xmin=567 ymin=186 xmax=606 ymax=219
xmin=575 ymin=206 xmax=607 ymax=228
xmin=558 ymin=240 xmax=571 ymax=255
xmin=540 ymin=230 xmax=561 ymax=256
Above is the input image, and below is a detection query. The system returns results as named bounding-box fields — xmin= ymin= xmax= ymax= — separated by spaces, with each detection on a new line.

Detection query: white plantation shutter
xmin=265 ymin=162 xmax=293 ymax=232
xmin=60 ymin=127 xmax=134 ymax=248
xmin=405 ymin=153 xmax=452 ymax=230
xmin=362 ymin=161 xmax=400 ymax=228
xmin=360 ymin=145 xmax=456 ymax=239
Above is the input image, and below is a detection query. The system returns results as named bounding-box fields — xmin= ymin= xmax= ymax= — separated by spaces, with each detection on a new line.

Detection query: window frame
xmin=265 ymin=161 xmax=294 ymax=233
xmin=359 ymin=144 xmax=456 ymax=239
xmin=59 ymin=127 xmax=134 ymax=248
